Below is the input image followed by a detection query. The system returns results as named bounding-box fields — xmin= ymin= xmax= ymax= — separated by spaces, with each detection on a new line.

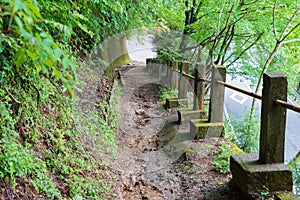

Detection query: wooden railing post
xmin=193 ymin=63 xmax=206 ymax=110
xmin=178 ymin=62 xmax=189 ymax=99
xmin=230 ymin=72 xmax=293 ymax=197
xmin=146 ymin=58 xmax=152 ymax=72
xmin=259 ymin=72 xmax=287 ymax=164
xmin=166 ymin=60 xmax=171 ymax=77
xmin=166 ymin=60 xmax=171 ymax=87
xmin=152 ymin=58 xmax=159 ymax=76
xmin=153 ymin=59 xmax=162 ymax=80
xmin=208 ymin=65 xmax=226 ymax=123
xmin=159 ymin=60 xmax=163 ymax=80
xmin=170 ymin=60 xmax=178 ymax=90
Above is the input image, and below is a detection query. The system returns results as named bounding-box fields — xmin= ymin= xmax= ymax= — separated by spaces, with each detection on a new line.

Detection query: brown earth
xmin=108 ymin=63 xmax=247 ymax=200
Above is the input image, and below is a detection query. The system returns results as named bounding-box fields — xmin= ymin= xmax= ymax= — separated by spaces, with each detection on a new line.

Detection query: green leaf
xmin=44 ymin=58 xmax=53 ymax=67
xmin=36 ymin=64 xmax=41 ymax=74
xmin=14 ymin=48 xmax=26 ymax=67
xmin=13 ymin=0 xmax=25 ymax=14
xmin=26 ymin=49 xmax=36 ymax=61
xmin=26 ymin=3 xmax=42 ymax=19
xmin=62 ymin=57 xmax=70 ymax=69
xmin=53 ymin=48 xmax=63 ymax=61
xmin=40 ymin=32 xmax=48 ymax=38
xmin=0 ymin=46 xmax=4 ymax=54
xmin=53 ymin=67 xmax=60 ymax=80
xmin=43 ymin=39 xmax=54 ymax=48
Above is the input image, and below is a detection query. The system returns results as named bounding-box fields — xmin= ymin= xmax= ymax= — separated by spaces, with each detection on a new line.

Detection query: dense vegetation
xmin=156 ymin=0 xmax=300 ymax=86
xmin=0 ymin=0 xmax=156 ymax=198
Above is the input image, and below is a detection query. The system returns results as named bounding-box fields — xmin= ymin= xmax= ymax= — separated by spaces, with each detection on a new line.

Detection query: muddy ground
xmin=108 ymin=63 xmax=246 ymax=200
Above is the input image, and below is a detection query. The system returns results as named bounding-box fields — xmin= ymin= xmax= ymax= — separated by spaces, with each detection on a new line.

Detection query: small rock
xmin=136 ymin=109 xmax=147 ymax=115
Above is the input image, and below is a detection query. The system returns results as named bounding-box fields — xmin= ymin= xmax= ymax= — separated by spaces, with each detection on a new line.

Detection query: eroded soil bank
xmin=109 ymin=63 xmax=245 ymax=200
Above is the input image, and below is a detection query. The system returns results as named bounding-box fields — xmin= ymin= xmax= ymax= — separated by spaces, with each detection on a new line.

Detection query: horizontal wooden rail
xmin=218 ymin=81 xmax=262 ymax=100
xmin=171 ymin=65 xmax=300 ymax=114
xmin=275 ymin=99 xmax=300 ymax=113
xmin=198 ymin=78 xmax=211 ymax=83
xmin=182 ymin=72 xmax=195 ymax=80
xmin=174 ymin=68 xmax=210 ymax=82
xmin=174 ymin=68 xmax=195 ymax=80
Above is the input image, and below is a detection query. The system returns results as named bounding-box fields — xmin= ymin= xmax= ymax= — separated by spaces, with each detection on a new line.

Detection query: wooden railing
xmin=146 ymin=58 xmax=300 ymax=164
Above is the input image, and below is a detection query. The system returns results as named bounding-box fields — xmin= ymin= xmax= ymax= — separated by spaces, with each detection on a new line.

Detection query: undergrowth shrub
xmin=0 ymin=75 xmax=121 ymax=199
xmin=225 ymin=109 xmax=260 ymax=153
xmin=211 ymin=142 xmax=234 ymax=174
xmin=289 ymin=157 xmax=300 ymax=198
xmin=157 ymin=85 xmax=178 ymax=102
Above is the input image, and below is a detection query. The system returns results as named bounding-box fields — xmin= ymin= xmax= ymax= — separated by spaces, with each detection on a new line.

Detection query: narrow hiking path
xmin=109 ymin=63 xmax=245 ymax=200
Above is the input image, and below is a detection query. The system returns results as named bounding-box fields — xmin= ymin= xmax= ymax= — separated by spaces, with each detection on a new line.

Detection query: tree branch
xmin=7 ymin=15 xmax=13 ymax=33
xmin=281 ymin=38 xmax=300 ymax=45
xmin=279 ymin=7 xmax=300 ymax=41
xmin=226 ymin=32 xmax=264 ymax=67
xmin=194 ymin=0 xmax=204 ymax=16
xmin=217 ymin=0 xmax=227 ymax=32
xmin=281 ymin=22 xmax=300 ymax=42
xmin=216 ymin=24 xmax=232 ymax=64
xmin=1 ymin=83 xmax=22 ymax=104
xmin=272 ymin=0 xmax=278 ymax=40
xmin=222 ymin=25 xmax=235 ymax=64
xmin=225 ymin=1 xmax=236 ymax=28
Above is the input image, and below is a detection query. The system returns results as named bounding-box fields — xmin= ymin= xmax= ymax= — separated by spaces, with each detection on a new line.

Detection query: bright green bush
xmin=211 ymin=142 xmax=234 ymax=174
xmin=225 ymin=109 xmax=260 ymax=153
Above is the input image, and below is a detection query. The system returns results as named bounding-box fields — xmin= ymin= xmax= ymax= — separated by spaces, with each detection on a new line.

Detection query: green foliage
xmin=0 ymin=0 xmax=127 ymax=198
xmin=289 ymin=157 xmax=300 ymax=198
xmin=75 ymin=81 xmax=121 ymax=156
xmin=0 ymin=132 xmax=34 ymax=188
xmin=157 ymin=85 xmax=178 ymax=102
xmin=211 ymin=142 xmax=234 ymax=174
xmin=1 ymin=0 xmax=76 ymax=95
xmin=0 ymin=77 xmax=121 ymax=198
xmin=30 ymin=160 xmax=62 ymax=199
xmin=157 ymin=0 xmax=300 ymax=91
xmin=157 ymin=47 xmax=184 ymax=62
xmin=225 ymin=109 xmax=260 ymax=153
xmin=154 ymin=29 xmax=198 ymax=63
xmin=155 ymin=1 xmax=185 ymax=31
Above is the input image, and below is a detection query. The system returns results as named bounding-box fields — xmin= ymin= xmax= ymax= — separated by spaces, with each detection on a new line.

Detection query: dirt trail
xmin=110 ymin=64 xmax=244 ymax=200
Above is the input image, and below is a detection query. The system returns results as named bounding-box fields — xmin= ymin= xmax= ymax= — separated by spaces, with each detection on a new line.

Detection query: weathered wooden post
xmin=161 ymin=60 xmax=167 ymax=75
xmin=152 ymin=59 xmax=162 ymax=80
xmin=166 ymin=59 xmax=171 ymax=77
xmin=166 ymin=59 xmax=172 ymax=87
xmin=146 ymin=58 xmax=152 ymax=73
xmin=151 ymin=58 xmax=156 ymax=75
xmin=178 ymin=62 xmax=189 ymax=99
xmin=189 ymin=65 xmax=225 ymax=138
xmin=170 ymin=60 xmax=178 ymax=90
xmin=230 ymin=72 xmax=293 ymax=197
xmin=177 ymin=63 xmax=206 ymax=123
xmin=165 ymin=60 xmax=183 ymax=109
xmin=208 ymin=65 xmax=226 ymax=123
xmin=260 ymin=72 xmax=287 ymax=164
xmin=193 ymin=63 xmax=206 ymax=110
xmin=151 ymin=58 xmax=159 ymax=76
xmin=158 ymin=60 xmax=163 ymax=81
